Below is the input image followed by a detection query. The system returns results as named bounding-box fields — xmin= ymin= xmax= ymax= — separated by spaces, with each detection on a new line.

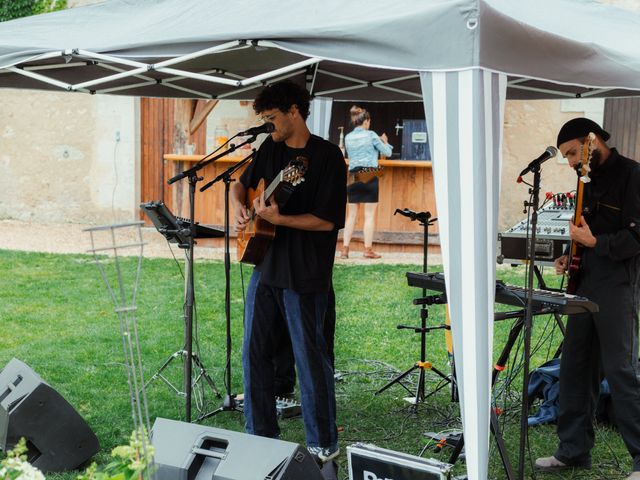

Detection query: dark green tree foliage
xmin=0 ymin=0 xmax=67 ymax=22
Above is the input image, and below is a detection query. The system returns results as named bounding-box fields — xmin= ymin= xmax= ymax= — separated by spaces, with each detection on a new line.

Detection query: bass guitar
xmin=237 ymin=156 xmax=308 ymax=265
xmin=566 ymin=132 xmax=595 ymax=294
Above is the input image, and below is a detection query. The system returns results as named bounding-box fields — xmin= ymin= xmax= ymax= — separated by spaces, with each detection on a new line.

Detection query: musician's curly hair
xmin=253 ymin=80 xmax=311 ymax=120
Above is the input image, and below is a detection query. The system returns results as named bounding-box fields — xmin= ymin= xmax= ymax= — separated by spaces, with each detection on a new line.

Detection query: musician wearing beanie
xmin=535 ymin=118 xmax=640 ymax=479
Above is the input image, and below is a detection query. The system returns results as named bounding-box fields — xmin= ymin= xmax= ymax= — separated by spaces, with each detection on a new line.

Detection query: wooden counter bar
xmin=163 ymin=154 xmax=439 ymax=251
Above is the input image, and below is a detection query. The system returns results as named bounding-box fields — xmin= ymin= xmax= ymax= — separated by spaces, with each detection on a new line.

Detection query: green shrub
xmin=0 ymin=0 xmax=67 ymax=22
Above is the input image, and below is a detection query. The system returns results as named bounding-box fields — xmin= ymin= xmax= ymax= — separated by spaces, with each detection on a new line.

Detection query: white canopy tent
xmin=2 ymin=1 xmax=640 ymax=478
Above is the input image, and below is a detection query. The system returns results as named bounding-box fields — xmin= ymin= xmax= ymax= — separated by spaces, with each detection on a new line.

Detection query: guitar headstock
xmin=283 ymin=155 xmax=309 ymax=186
xmin=577 ymin=132 xmax=596 ymax=184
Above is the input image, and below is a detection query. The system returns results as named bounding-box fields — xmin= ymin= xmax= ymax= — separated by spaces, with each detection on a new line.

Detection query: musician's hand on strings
xmin=569 ymin=217 xmax=597 ymax=248
xmin=254 ymin=193 xmax=281 ymax=224
xmin=233 ymin=205 xmax=250 ymax=232
xmin=554 ymin=255 xmax=568 ymax=275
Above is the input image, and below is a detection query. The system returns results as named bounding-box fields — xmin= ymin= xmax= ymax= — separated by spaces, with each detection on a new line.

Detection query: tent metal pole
xmin=156 ymin=67 xmax=239 ymax=86
xmin=239 ymin=57 xmax=320 ymax=86
xmin=153 ymin=41 xmax=246 ymax=69
xmin=373 ymin=84 xmax=423 ymax=98
xmin=74 ymin=66 xmax=150 ymax=90
xmin=6 ymin=66 xmax=71 ymax=90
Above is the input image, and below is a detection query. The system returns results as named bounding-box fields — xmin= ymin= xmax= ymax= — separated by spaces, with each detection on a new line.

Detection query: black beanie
xmin=556 ymin=117 xmax=610 ymax=148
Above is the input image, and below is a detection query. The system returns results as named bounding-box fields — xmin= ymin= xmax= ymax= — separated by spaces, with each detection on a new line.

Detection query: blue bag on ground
xmin=527 ymin=358 xmax=614 ymax=426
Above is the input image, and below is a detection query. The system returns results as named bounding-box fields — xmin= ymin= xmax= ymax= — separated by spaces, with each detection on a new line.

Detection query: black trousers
xmin=274 ymin=286 xmax=336 ymax=395
xmin=555 ymin=260 xmax=640 ymax=471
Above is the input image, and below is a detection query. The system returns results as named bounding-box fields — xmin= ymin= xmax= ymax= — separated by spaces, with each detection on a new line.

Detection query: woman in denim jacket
xmin=340 ymin=105 xmax=393 ymax=259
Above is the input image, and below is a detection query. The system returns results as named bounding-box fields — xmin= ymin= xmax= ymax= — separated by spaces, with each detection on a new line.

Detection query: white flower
xmin=0 ymin=456 xmax=45 ymax=480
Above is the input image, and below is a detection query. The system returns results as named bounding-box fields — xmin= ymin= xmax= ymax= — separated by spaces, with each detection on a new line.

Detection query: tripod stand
xmin=375 ymin=208 xmax=456 ymax=409
xmin=141 ymin=197 xmax=225 ymax=422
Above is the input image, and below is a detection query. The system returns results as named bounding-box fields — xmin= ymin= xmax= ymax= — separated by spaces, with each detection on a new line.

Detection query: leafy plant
xmin=0 ymin=0 xmax=67 ymax=22
xmin=76 ymin=429 xmax=154 ymax=480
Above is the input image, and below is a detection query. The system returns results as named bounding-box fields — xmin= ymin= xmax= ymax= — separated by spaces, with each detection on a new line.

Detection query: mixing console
xmin=498 ymin=194 xmax=574 ymax=266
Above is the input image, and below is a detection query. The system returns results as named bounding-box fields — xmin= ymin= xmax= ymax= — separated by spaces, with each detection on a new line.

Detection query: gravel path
xmin=0 ymin=219 xmax=437 ymax=266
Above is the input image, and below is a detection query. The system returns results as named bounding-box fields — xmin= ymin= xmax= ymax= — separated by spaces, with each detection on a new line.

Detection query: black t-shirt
xmin=239 ymin=134 xmax=347 ymax=293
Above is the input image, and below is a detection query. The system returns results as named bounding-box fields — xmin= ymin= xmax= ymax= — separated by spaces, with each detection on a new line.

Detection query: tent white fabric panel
xmin=422 ymin=69 xmax=506 ymax=480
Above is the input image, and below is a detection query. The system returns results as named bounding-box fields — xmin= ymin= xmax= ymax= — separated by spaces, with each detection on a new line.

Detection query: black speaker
xmin=0 ymin=358 xmax=100 ymax=472
xmin=151 ymin=417 xmax=325 ymax=480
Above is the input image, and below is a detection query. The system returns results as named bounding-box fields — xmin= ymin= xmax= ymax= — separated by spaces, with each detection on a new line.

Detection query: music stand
xmin=141 ymin=201 xmax=223 ymax=418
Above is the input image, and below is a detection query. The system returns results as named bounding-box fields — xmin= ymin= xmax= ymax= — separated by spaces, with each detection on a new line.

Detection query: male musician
xmin=231 ymin=80 xmax=347 ymax=463
xmin=535 ymin=118 xmax=640 ymax=479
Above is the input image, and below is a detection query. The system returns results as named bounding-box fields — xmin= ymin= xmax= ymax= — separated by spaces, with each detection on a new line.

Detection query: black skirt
xmin=347 ymin=176 xmax=379 ymax=204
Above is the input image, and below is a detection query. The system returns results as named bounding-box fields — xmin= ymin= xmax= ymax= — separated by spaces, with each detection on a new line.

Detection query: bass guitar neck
xmin=566 ymin=133 xmax=594 ymax=294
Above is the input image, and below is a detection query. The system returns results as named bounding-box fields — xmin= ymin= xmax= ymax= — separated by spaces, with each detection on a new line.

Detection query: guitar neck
xmin=263 ymin=171 xmax=284 ymax=202
xmin=573 ymin=181 xmax=585 ymax=226
xmin=570 ymin=170 xmax=586 ymax=257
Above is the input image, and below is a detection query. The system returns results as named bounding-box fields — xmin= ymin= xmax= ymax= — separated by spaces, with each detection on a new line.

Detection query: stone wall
xmin=0 ymin=90 xmax=138 ymax=224
xmin=499 ymin=99 xmax=604 ymax=230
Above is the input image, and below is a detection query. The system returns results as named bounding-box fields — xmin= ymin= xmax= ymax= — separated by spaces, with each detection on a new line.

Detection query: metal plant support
xmin=85 ymin=221 xmax=153 ymax=477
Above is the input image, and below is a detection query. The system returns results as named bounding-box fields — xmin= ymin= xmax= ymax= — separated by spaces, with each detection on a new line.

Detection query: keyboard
xmin=406 ymin=272 xmax=598 ymax=315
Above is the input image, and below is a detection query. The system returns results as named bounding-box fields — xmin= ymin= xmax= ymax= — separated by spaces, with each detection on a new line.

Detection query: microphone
xmin=238 ymin=122 xmax=275 ymax=137
xmin=517 ymin=146 xmax=558 ymax=181
xmin=393 ymin=208 xmax=433 ymax=224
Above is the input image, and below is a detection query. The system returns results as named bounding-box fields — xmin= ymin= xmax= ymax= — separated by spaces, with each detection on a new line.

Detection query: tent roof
xmin=0 ymin=0 xmax=639 ymax=101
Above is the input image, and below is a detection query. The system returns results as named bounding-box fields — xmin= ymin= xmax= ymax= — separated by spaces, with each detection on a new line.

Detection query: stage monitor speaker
xmin=151 ymin=417 xmax=324 ymax=480
xmin=0 ymin=358 xmax=100 ymax=472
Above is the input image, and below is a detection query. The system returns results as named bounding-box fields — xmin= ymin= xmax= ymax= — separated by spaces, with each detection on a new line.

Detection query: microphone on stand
xmin=394 ymin=208 xmax=433 ymax=224
xmin=516 ymin=146 xmax=558 ymax=182
xmin=238 ymin=122 xmax=275 ymax=137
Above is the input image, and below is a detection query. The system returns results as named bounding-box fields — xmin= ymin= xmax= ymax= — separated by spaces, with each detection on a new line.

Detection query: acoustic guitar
xmin=237 ymin=156 xmax=309 ymax=265
xmin=566 ymin=132 xmax=595 ymax=294
xmin=349 ymin=165 xmax=384 ymax=184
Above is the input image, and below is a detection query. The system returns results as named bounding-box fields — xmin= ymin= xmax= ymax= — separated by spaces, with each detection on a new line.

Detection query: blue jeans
xmin=242 ymin=270 xmax=338 ymax=449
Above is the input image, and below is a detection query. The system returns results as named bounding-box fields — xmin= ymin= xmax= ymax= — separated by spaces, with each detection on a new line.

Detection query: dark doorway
xmin=328 ymin=101 xmax=425 ymax=159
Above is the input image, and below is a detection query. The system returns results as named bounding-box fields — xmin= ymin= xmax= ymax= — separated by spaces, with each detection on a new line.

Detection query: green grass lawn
xmin=0 ymin=250 xmax=631 ymax=479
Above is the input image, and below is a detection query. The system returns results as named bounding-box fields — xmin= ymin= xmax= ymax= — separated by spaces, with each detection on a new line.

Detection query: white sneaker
xmin=307 ymin=445 xmax=339 ymax=463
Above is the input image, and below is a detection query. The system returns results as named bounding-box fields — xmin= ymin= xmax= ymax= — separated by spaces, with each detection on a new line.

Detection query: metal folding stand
xmin=85 ymin=221 xmax=154 ymax=479
xmin=375 ymin=209 xmax=456 ymax=409
xmin=197 ymin=148 xmax=257 ymax=421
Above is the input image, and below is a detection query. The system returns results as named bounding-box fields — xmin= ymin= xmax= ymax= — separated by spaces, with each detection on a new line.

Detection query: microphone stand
xmin=166 ymin=135 xmax=255 ymax=422
xmin=197 ymin=146 xmax=257 ymax=421
xmin=375 ymin=209 xmax=453 ymax=410
xmin=517 ymin=165 xmax=543 ymax=479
